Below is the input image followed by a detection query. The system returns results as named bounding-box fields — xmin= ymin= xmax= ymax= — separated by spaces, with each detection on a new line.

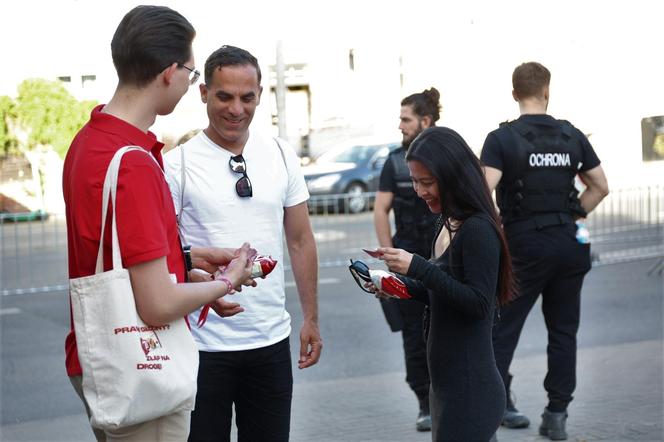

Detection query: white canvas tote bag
xmin=69 ymin=146 xmax=198 ymax=431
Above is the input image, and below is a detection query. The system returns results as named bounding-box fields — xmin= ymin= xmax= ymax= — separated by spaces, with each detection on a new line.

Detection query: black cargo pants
xmin=492 ymin=222 xmax=591 ymax=409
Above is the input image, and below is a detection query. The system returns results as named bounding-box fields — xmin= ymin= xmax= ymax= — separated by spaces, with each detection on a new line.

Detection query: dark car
xmin=303 ymin=139 xmax=400 ymax=213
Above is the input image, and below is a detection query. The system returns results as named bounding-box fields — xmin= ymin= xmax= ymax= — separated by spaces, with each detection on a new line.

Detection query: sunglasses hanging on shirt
xmin=229 ymin=154 xmax=253 ymax=198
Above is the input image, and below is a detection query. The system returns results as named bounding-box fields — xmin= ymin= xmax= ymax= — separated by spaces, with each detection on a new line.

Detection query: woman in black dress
xmin=374 ymin=127 xmax=515 ymax=441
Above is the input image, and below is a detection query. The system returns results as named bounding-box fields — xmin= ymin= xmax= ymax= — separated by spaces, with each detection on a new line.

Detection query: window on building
xmin=81 ymin=74 xmax=96 ymax=87
xmin=57 ymin=76 xmax=71 ymax=83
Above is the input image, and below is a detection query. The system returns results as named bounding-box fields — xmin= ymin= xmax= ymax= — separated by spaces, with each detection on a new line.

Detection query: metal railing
xmin=584 ymin=186 xmax=663 ymax=265
xmin=1 ymin=185 xmax=662 ymax=296
xmin=304 ymin=185 xmax=664 ymax=267
xmin=1 ymin=212 xmax=68 ymax=295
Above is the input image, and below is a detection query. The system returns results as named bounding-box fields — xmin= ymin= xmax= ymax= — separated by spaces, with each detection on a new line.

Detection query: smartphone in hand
xmin=362 ymin=248 xmax=383 ymax=258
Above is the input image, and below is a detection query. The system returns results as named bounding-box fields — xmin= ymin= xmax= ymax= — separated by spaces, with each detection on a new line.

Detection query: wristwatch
xmin=183 ymin=245 xmax=193 ymax=272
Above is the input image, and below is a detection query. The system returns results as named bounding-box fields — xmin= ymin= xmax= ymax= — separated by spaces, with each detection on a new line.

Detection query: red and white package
xmin=213 ymin=254 xmax=277 ymax=279
xmin=251 ymin=255 xmax=277 ymax=278
xmin=369 ymin=269 xmax=411 ymax=299
xmin=199 ymin=255 xmax=277 ymax=328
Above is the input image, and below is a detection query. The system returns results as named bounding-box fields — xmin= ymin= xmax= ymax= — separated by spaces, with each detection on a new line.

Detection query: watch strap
xmin=183 ymin=245 xmax=193 ymax=272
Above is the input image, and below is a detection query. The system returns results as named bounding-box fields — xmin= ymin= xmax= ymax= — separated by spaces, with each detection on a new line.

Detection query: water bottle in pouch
xmin=575 ymin=220 xmax=590 ymax=244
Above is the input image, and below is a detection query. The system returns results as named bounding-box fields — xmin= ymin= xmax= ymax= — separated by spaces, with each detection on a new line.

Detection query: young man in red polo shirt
xmin=63 ymin=6 xmax=254 ymax=441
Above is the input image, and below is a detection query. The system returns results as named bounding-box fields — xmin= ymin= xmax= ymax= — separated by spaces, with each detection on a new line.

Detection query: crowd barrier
xmin=1 ymin=186 xmax=662 ymax=296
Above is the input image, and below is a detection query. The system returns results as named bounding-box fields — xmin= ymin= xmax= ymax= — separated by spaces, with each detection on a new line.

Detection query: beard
xmin=402 ymin=129 xmax=422 ymax=148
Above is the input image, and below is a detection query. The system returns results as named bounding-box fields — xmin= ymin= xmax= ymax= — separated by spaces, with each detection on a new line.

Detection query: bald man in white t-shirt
xmin=164 ymin=45 xmax=321 ymax=442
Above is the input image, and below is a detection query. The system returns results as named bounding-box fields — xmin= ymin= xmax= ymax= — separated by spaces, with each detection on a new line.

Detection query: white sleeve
xmin=163 ymin=146 xmax=183 ymax=215
xmin=276 ymin=137 xmax=310 ymax=207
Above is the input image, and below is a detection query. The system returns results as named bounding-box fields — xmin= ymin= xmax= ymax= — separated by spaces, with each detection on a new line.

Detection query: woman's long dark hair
xmin=406 ymin=127 xmax=515 ymax=305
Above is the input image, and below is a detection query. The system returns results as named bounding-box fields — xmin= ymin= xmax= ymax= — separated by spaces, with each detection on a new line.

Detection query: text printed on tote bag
xmin=114 ymin=324 xmax=174 ymax=370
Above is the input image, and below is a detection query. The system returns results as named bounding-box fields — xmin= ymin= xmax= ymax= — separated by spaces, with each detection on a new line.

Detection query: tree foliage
xmin=0 ymin=95 xmax=18 ymax=156
xmin=9 ymin=78 xmax=96 ymax=158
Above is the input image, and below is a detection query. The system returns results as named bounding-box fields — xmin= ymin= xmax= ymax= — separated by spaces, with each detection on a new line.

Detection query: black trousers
xmin=188 ymin=337 xmax=293 ymax=442
xmin=492 ymin=223 xmax=591 ymax=409
xmin=381 ymin=297 xmax=430 ymax=400
xmin=399 ymin=299 xmax=430 ymax=399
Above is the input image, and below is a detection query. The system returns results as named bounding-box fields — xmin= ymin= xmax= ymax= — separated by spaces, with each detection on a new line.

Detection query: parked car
xmin=302 ymin=139 xmax=400 ymax=213
xmin=0 ymin=209 xmax=49 ymax=223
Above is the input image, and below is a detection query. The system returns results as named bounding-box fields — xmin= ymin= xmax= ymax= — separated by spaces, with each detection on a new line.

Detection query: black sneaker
xmin=502 ymin=392 xmax=530 ymax=428
xmin=503 ymin=407 xmax=530 ymax=428
xmin=539 ymin=407 xmax=568 ymax=440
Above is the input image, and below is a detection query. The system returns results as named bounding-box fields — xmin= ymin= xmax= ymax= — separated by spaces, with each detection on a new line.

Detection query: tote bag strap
xmin=175 ymin=144 xmax=187 ymax=245
xmin=94 ymin=146 xmax=160 ymax=274
xmin=177 ymin=144 xmax=186 ymax=228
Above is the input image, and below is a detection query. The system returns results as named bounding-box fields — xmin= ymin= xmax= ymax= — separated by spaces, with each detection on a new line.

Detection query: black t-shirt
xmin=481 ymin=114 xmax=601 ymax=184
xmin=378 ymin=147 xmax=436 ymax=256
xmin=378 ymin=147 xmax=404 ymax=192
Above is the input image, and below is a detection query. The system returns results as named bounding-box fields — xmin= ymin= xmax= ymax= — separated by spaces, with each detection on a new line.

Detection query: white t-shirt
xmin=164 ymin=130 xmax=309 ymax=351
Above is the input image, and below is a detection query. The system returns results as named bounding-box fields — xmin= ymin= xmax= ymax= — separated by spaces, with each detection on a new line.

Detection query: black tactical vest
xmin=496 ymin=119 xmax=586 ymax=225
xmin=390 ymin=149 xmax=437 ymax=255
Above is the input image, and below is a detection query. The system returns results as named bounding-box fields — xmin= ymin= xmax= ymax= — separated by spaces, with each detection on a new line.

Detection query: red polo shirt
xmin=63 ymin=105 xmax=185 ymax=376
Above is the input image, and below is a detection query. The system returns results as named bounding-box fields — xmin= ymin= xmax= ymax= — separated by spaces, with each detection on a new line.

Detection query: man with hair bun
xmin=481 ymin=61 xmax=609 ymax=441
xmin=373 ymin=87 xmax=441 ymax=432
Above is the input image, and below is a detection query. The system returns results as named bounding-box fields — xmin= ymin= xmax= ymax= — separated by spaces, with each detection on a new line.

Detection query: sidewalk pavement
xmin=2 ymin=338 xmax=661 ymax=441
xmin=287 ymin=339 xmax=663 ymax=442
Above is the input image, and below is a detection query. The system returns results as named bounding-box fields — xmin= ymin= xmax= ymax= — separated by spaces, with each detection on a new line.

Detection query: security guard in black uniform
xmin=374 ymin=88 xmax=440 ymax=432
xmin=481 ymin=62 xmax=609 ymax=441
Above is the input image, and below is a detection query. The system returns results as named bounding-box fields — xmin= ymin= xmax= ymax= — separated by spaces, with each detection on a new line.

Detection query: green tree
xmin=0 ymin=95 xmax=18 ymax=156
xmin=1 ymin=79 xmax=96 ymax=212
xmin=14 ymin=78 xmax=96 ymax=158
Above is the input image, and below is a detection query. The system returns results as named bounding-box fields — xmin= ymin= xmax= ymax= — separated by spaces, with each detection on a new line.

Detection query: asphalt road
xmin=1 ymin=257 xmax=662 ymax=441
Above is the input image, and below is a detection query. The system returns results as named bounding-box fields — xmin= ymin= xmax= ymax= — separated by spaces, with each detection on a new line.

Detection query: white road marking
xmin=285 ymin=277 xmax=339 ymax=288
